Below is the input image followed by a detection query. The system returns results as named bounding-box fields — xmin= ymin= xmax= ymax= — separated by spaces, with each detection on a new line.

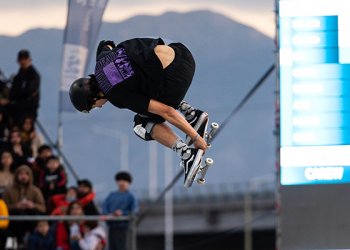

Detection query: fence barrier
xmin=0 ymin=215 xmax=137 ymax=250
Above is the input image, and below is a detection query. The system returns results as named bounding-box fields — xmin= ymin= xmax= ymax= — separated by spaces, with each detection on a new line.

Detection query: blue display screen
xmin=279 ymin=0 xmax=350 ymax=185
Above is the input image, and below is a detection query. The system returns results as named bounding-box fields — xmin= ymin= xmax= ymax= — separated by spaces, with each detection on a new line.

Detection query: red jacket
xmin=55 ymin=222 xmax=84 ymax=250
xmin=51 ymin=192 xmax=96 ymax=215
xmin=55 ymin=222 xmax=69 ymax=250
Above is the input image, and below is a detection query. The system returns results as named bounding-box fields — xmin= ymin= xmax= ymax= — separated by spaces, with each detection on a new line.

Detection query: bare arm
xmin=148 ymin=99 xmax=197 ymax=139
xmin=148 ymin=99 xmax=207 ymax=150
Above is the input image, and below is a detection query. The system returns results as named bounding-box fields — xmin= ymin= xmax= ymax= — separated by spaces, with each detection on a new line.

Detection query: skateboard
xmin=196 ymin=121 xmax=219 ymax=184
xmin=186 ymin=118 xmax=220 ymax=187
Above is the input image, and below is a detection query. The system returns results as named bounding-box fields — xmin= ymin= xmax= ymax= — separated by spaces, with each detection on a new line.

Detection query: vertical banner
xmin=60 ymin=0 xmax=108 ymax=111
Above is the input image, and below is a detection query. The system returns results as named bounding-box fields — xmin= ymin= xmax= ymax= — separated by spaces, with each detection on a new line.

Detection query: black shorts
xmin=133 ymin=43 xmax=196 ymax=141
xmin=159 ymin=42 xmax=196 ymax=108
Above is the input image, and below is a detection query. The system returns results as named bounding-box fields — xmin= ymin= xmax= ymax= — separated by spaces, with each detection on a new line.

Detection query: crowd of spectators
xmin=0 ymin=49 xmax=138 ymax=250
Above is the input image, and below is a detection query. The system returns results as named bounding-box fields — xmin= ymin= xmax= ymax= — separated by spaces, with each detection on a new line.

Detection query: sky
xmin=0 ymin=0 xmax=275 ymax=37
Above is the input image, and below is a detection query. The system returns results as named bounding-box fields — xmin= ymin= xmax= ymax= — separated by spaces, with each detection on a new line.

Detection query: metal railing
xmin=0 ymin=215 xmax=137 ymax=250
xmin=0 ymin=215 xmax=131 ymax=221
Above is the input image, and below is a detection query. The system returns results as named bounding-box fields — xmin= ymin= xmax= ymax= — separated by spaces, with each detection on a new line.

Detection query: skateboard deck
xmin=196 ymin=122 xmax=219 ymax=184
xmin=185 ymin=117 xmax=220 ymax=187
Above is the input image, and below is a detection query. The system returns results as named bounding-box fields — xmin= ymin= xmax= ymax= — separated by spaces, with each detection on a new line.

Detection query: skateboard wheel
xmin=211 ymin=122 xmax=219 ymax=129
xmin=205 ymin=158 xmax=214 ymax=165
xmin=197 ymin=178 xmax=205 ymax=184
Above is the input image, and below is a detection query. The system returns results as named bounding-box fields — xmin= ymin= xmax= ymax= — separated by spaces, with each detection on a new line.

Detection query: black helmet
xmin=69 ymin=76 xmax=99 ymax=113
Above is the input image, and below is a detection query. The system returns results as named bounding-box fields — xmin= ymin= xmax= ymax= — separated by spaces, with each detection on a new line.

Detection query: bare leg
xmin=151 ymin=123 xmax=178 ymax=148
xmin=152 ymin=122 xmax=193 ymax=161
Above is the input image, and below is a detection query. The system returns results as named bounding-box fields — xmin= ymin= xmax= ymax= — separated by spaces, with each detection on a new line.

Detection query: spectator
xmin=56 ymin=201 xmax=85 ymax=250
xmin=20 ymin=116 xmax=44 ymax=157
xmin=0 ymin=68 xmax=10 ymax=147
xmin=2 ymin=128 xmax=32 ymax=165
xmin=8 ymin=49 xmax=40 ymax=126
xmin=79 ymin=220 xmax=106 ymax=250
xmin=0 ymin=68 xmax=11 ymax=111
xmin=102 ymin=171 xmax=138 ymax=250
xmin=0 ymin=150 xmax=15 ymax=194
xmin=3 ymin=165 xmax=46 ymax=248
xmin=51 ymin=186 xmax=97 ymax=216
xmin=0 ymin=197 xmax=9 ymax=250
xmin=78 ymin=179 xmax=99 ymax=215
xmin=0 ymin=107 xmax=9 ymax=142
xmin=51 ymin=186 xmax=78 ymax=215
xmin=39 ymin=155 xmax=67 ymax=202
xmin=31 ymin=144 xmax=53 ymax=186
xmin=27 ymin=220 xmax=55 ymax=250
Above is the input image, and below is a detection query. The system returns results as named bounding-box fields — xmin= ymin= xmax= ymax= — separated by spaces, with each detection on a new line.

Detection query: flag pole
xmin=58 ymin=103 xmax=64 ymax=167
xmin=57 ymin=0 xmax=70 ymax=181
xmin=57 ymin=0 xmax=68 ymax=181
xmin=57 ymin=0 xmax=109 ymax=181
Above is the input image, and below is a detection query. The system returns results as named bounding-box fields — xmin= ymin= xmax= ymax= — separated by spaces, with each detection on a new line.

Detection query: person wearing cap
xmin=8 ymin=49 xmax=40 ymax=126
xmin=102 ymin=171 xmax=138 ymax=250
xmin=77 ymin=179 xmax=99 ymax=215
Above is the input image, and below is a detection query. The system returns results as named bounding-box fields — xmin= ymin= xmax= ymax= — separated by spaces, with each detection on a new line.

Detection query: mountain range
xmin=0 ymin=10 xmax=276 ymax=199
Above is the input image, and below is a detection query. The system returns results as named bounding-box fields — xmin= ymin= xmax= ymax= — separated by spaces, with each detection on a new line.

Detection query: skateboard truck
xmin=196 ymin=122 xmax=219 ymax=185
xmin=197 ymin=158 xmax=214 ymax=184
xmin=205 ymin=122 xmax=220 ymax=147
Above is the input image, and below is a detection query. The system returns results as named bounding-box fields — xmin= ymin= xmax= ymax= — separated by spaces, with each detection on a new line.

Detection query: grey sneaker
xmin=185 ymin=109 xmax=209 ymax=145
xmin=181 ymin=148 xmax=203 ymax=188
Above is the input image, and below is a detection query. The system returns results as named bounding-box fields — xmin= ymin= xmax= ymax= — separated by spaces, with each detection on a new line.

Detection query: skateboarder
xmin=69 ymin=38 xmax=208 ymax=187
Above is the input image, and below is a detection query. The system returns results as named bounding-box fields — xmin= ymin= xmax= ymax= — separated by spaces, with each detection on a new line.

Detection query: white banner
xmin=60 ymin=44 xmax=88 ymax=92
xmin=60 ymin=0 xmax=108 ymax=112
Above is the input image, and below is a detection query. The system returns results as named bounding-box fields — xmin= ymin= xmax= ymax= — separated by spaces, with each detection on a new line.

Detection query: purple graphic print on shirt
xmin=102 ymin=63 xmax=122 ymax=85
xmin=95 ymin=48 xmax=135 ymax=94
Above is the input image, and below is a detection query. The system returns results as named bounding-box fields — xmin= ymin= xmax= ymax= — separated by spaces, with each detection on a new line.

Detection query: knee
xmin=133 ymin=114 xmax=157 ymax=141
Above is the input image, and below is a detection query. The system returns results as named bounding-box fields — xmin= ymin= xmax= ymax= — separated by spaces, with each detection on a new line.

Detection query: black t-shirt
xmin=94 ymin=38 xmax=165 ymax=118
xmin=11 ymin=65 xmax=40 ymax=110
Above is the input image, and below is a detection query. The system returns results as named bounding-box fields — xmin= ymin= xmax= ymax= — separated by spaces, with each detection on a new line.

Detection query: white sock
xmin=171 ymin=138 xmax=191 ymax=160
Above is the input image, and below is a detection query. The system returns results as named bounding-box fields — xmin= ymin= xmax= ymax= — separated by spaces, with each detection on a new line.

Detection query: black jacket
xmin=79 ymin=192 xmax=100 ymax=215
xmin=10 ymin=65 xmax=40 ymax=115
xmin=40 ymin=167 xmax=67 ymax=199
xmin=27 ymin=230 xmax=56 ymax=250
xmin=0 ymin=141 xmax=33 ymax=166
